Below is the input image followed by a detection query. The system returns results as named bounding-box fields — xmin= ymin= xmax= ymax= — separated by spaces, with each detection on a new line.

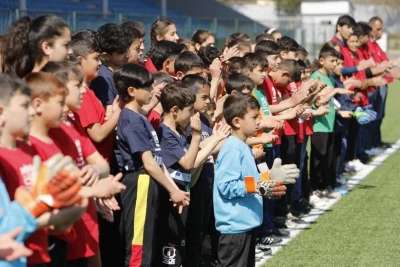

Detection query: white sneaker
xmin=336 ymin=176 xmax=347 ymax=185
xmin=344 ymin=162 xmax=356 ymax=172
xmin=309 ymin=194 xmax=326 ymax=208
xmin=352 ymin=159 xmax=365 ymax=171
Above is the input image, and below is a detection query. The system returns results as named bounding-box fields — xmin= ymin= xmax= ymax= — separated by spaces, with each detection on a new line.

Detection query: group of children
xmin=0 ymin=13 xmax=398 ymax=267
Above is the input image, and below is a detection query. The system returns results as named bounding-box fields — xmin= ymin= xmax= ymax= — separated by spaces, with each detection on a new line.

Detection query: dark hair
xmin=197 ymin=46 xmax=220 ymax=68
xmin=121 ymin=23 xmax=142 ymax=45
xmin=114 ymin=64 xmax=154 ymax=101
xmin=41 ymin=61 xmax=84 ymax=84
xmin=2 ymin=15 xmax=69 ymax=78
xmin=322 ymin=41 xmax=340 ymax=51
xmin=71 ymin=29 xmax=100 ymax=58
xmin=304 ymin=58 xmax=312 ymax=68
xmin=149 ymin=40 xmax=185 ymax=71
xmin=24 ymin=72 xmax=68 ymax=100
xmin=174 ymin=51 xmax=204 ymax=74
xmin=96 ymin=23 xmax=132 ymax=54
xmin=243 ymin=53 xmax=268 ymax=71
xmin=336 ymin=15 xmax=356 ymax=30
xmin=278 ymin=59 xmax=301 ymax=82
xmin=150 ymin=19 xmax=175 ymax=47
xmin=255 ymin=33 xmax=275 ymax=43
xmin=277 ymin=36 xmax=299 ymax=53
xmin=225 ymin=73 xmax=255 ymax=94
xmin=2 ymin=16 xmax=33 ymax=78
xmin=255 ymin=40 xmax=280 ymax=56
xmin=160 ymin=82 xmax=196 ymax=112
xmin=122 ymin=21 xmax=146 ymax=38
xmin=297 ymin=59 xmax=307 ymax=71
xmin=353 ymin=22 xmax=372 ymax=37
xmin=181 ymin=74 xmax=210 ymax=94
xmin=368 ymin=16 xmax=382 ymax=25
xmin=0 ymin=74 xmax=31 ymax=106
xmin=229 ymin=57 xmax=248 ymax=73
xmin=192 ymin=29 xmax=214 ymax=45
xmin=297 ymin=45 xmax=309 ymax=59
xmin=223 ymin=93 xmax=260 ymax=128
xmin=319 ymin=46 xmax=341 ymax=59
xmin=152 ymin=71 xmax=174 ymax=85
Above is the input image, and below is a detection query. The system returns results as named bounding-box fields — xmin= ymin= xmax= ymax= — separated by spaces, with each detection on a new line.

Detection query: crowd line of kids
xmin=0 ymin=12 xmax=398 ymax=267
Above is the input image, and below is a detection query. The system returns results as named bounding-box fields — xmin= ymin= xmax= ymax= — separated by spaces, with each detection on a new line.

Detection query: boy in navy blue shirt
xmin=90 ymin=23 xmax=132 ymax=116
xmin=114 ymin=64 xmax=190 ymax=267
xmin=214 ymin=93 xmax=287 ymax=266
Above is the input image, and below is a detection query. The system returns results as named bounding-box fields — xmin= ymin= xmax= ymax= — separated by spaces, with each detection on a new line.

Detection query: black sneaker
xmin=273 ymin=216 xmax=288 ymax=229
xmin=379 ymin=142 xmax=392 ymax=149
xmin=256 ymin=244 xmax=272 ymax=255
xmin=257 ymin=236 xmax=282 ymax=245
xmin=291 ymin=199 xmax=311 ymax=216
xmin=268 ymin=228 xmax=290 ymax=237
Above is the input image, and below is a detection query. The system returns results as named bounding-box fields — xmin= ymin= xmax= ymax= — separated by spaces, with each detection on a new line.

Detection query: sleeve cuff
xmin=244 ymin=176 xmax=256 ymax=193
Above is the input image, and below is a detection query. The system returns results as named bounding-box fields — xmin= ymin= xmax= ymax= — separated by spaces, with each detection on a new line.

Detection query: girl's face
xmin=347 ymin=35 xmax=360 ymax=52
xmin=48 ymin=27 xmax=73 ymax=62
xmin=202 ymin=36 xmax=215 ymax=47
xmin=161 ymin=24 xmax=179 ymax=43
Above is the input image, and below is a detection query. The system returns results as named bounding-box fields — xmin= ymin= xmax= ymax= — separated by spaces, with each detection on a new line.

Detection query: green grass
xmin=263 ymin=80 xmax=400 ymax=267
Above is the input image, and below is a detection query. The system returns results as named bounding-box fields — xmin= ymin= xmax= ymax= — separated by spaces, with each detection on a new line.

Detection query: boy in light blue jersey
xmin=213 ymin=93 xmax=288 ymax=266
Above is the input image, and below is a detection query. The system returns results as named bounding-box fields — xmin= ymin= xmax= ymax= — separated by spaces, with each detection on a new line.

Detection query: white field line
xmin=256 ymin=139 xmax=400 ymax=267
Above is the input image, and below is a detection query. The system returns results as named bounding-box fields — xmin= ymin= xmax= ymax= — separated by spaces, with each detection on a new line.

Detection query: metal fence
xmin=0 ymin=8 xmax=339 ymax=58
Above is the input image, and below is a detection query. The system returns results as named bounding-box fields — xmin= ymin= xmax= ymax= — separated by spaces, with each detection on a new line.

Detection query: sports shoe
xmin=268 ymin=228 xmax=290 ymax=237
xmin=344 ymin=162 xmax=356 ymax=173
xmin=287 ymin=213 xmax=307 ymax=224
xmin=273 ymin=216 xmax=288 ymax=229
xmin=255 ymin=243 xmax=272 ymax=256
xmin=351 ymin=159 xmax=366 ymax=171
xmin=309 ymin=194 xmax=326 ymax=209
xmin=334 ymin=185 xmax=349 ymax=196
xmin=258 ymin=236 xmax=282 ymax=245
xmin=291 ymin=198 xmax=311 ymax=216
xmin=336 ymin=176 xmax=347 ymax=186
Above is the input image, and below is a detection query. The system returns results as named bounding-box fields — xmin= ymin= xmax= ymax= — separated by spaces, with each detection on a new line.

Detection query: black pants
xmin=277 ymin=135 xmax=301 ymax=216
xmin=183 ymin=173 xmax=213 ymax=267
xmin=120 ymin=170 xmax=159 ymax=267
xmin=48 ymin=237 xmax=67 ymax=267
xmin=99 ymin=201 xmax=125 ymax=267
xmin=217 ymin=229 xmax=256 ymax=267
xmin=301 ymin=150 xmax=312 ymax=198
xmin=155 ymin=185 xmax=189 ymax=267
xmin=310 ymin=132 xmax=335 ymax=191
xmin=346 ymin=119 xmax=358 ymax=162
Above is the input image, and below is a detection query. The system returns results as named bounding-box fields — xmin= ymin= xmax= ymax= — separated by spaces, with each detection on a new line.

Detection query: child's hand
xmin=210 ymin=58 xmax=222 ymax=80
xmin=190 ymin=113 xmax=202 ymax=134
xmin=336 ymin=88 xmax=354 ymax=96
xmin=338 ymin=110 xmax=353 ymax=119
xmin=213 ymin=94 xmax=228 ymax=122
xmin=169 ymin=189 xmax=190 ymax=214
xmin=212 ymin=123 xmax=231 ymax=141
xmin=372 ymin=76 xmax=388 ymax=86
xmin=256 ymin=180 xmax=286 ymax=199
xmin=79 ymin=165 xmax=100 ymax=186
xmin=149 ymin=82 xmax=167 ymax=106
xmin=315 ymin=105 xmax=330 ymax=116
xmin=112 ymin=95 xmax=125 ymax=113
xmin=221 ymin=45 xmax=240 ymax=63
xmin=0 ymin=227 xmax=32 ymax=261
xmin=90 ymin=173 xmax=126 ymax=198
xmin=344 ymin=77 xmax=362 ymax=89
xmin=252 ymin=148 xmax=266 ymax=159
xmin=269 ymin=158 xmax=300 ymax=184
xmin=259 ymin=132 xmax=278 ymax=144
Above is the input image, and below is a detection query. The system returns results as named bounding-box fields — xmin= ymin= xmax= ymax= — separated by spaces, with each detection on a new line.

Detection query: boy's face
xmin=358 ymin=34 xmax=369 ymax=47
xmin=48 ymin=27 xmax=73 ymax=62
xmin=267 ymin=54 xmax=281 ymax=72
xmin=176 ymin=104 xmax=194 ymax=128
xmin=333 ymin=59 xmax=344 ymax=76
xmin=80 ymin=52 xmax=101 ymax=81
xmin=2 ymin=92 xmax=34 ymax=138
xmin=320 ymin=56 xmax=338 ymax=72
xmin=249 ymin=65 xmax=267 ymax=86
xmin=194 ymin=85 xmax=210 ymax=114
xmin=347 ymin=35 xmax=359 ymax=52
xmin=107 ymin=50 xmax=130 ymax=68
xmin=337 ymin=24 xmax=354 ymax=41
xmin=133 ymin=87 xmax=152 ymax=106
xmin=127 ymin=38 xmax=141 ymax=64
xmin=236 ymin=107 xmax=260 ymax=137
xmin=34 ymin=94 xmax=66 ymax=128
xmin=280 ymin=51 xmax=297 ymax=60
xmin=65 ymin=79 xmax=86 ymax=111
xmin=274 ymin=69 xmax=292 ymax=87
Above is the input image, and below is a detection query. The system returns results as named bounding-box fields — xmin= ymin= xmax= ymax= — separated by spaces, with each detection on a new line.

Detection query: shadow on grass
xmin=350 ymin=184 xmax=376 ymax=190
